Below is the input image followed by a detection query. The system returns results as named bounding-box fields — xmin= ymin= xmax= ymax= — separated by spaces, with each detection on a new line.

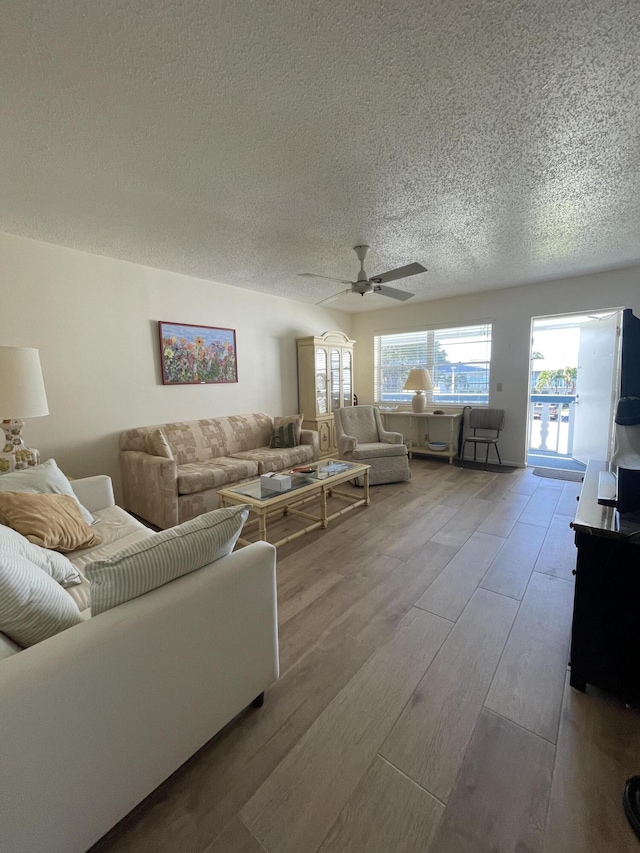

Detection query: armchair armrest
xmin=338 ymin=433 xmax=357 ymax=455
xmin=120 ymin=450 xmax=178 ymax=529
xmin=374 ymin=407 xmax=403 ymax=444
xmin=378 ymin=428 xmax=403 ymax=445
xmin=300 ymin=428 xmax=319 ymax=461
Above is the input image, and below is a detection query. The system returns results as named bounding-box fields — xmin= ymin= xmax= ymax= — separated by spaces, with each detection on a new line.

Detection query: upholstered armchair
xmin=333 ymin=406 xmax=411 ymax=485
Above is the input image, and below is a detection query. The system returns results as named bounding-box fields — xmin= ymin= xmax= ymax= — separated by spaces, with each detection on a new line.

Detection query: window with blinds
xmin=374 ymin=323 xmax=492 ymax=406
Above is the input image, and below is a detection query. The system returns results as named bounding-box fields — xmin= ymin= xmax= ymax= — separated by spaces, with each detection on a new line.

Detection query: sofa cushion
xmin=215 ymin=414 xmax=274 ymax=456
xmin=0 ymin=632 xmax=22 ymax=657
xmin=132 ymin=414 xmax=274 ymax=466
xmin=231 ymin=444 xmax=314 ymax=473
xmin=161 ymin=420 xmax=227 ymax=464
xmin=120 ymin=420 xmax=229 ymax=465
xmin=67 ymin=505 xmax=156 ymax=613
xmin=64 ymin=570 xmax=91 ymax=613
xmin=0 ymin=549 xmax=83 ymax=647
xmin=0 ymin=458 xmax=95 ymax=525
xmin=85 ymin=505 xmax=250 ymax=615
xmin=351 ymin=442 xmax=408 ymax=460
xmin=0 ymin=492 xmax=102 ymax=553
xmin=177 ymin=457 xmax=259 ymax=495
xmin=72 ymin=506 xmax=155 ymax=560
xmin=0 ymin=523 xmax=82 ymax=588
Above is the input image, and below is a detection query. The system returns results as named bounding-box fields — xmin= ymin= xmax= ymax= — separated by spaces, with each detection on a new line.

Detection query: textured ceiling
xmin=2 ymin=0 xmax=639 ymax=312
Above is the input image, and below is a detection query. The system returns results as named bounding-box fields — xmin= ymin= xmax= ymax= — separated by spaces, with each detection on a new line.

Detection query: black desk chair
xmin=462 ymin=408 xmax=505 ymax=470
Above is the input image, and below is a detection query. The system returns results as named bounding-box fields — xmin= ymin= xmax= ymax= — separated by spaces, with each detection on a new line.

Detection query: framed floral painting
xmin=158 ymin=321 xmax=238 ymax=385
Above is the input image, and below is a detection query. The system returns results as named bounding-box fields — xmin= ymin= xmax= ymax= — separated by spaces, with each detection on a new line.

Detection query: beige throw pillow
xmin=0 ymin=458 xmax=95 ymax=524
xmin=145 ymin=428 xmax=173 ymax=459
xmin=0 ymin=493 xmax=102 ymax=553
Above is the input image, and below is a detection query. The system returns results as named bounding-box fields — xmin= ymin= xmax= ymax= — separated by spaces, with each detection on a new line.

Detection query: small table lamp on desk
xmin=0 ymin=347 xmax=49 ymax=473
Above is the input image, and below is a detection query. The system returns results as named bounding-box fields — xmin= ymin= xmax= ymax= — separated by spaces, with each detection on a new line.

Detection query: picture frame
xmin=158 ymin=321 xmax=238 ymax=385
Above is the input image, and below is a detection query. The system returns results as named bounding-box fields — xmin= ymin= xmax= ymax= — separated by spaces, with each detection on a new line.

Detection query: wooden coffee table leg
xmin=364 ymin=469 xmax=370 ymax=505
xmin=258 ymin=511 xmax=267 ymax=541
xmin=320 ymin=486 xmax=328 ymax=528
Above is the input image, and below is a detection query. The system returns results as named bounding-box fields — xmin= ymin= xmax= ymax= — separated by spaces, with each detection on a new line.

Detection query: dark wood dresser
xmin=570 ymin=460 xmax=640 ymax=703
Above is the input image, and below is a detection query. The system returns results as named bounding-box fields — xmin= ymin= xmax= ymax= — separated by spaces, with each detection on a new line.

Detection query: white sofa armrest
xmin=70 ymin=475 xmax=116 ymax=512
xmin=0 ymin=540 xmax=278 ymax=853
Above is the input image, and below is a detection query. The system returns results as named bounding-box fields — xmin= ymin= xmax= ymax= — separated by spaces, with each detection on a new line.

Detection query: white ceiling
xmin=2 ymin=0 xmax=639 ymax=313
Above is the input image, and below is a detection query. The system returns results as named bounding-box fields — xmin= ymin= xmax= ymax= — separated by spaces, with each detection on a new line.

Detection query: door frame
xmin=526 ymin=308 xmax=623 ymax=469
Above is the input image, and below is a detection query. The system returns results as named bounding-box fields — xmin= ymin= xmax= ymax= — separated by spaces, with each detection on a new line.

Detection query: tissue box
xmin=260 ymin=473 xmax=292 ymax=492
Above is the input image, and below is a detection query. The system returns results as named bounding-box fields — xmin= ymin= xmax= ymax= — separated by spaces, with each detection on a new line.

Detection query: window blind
xmin=374 ymin=323 xmax=492 ymax=406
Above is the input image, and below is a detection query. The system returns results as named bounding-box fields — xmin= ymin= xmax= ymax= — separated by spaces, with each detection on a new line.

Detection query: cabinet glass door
xmin=342 ymin=350 xmax=352 ymax=406
xmin=330 ymin=349 xmax=340 ymax=411
xmin=315 ymin=348 xmax=328 ymax=415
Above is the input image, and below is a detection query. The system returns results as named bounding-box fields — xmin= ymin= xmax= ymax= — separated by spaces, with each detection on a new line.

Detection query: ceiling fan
xmin=299 ymin=245 xmax=427 ymax=303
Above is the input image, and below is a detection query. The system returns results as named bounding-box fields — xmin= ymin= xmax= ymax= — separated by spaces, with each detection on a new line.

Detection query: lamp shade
xmin=403 ymin=368 xmax=433 ymax=392
xmin=0 ymin=347 xmax=49 ymax=418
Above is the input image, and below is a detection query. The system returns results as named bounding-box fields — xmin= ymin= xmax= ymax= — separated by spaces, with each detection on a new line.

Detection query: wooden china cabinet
xmin=297 ymin=331 xmax=356 ymax=459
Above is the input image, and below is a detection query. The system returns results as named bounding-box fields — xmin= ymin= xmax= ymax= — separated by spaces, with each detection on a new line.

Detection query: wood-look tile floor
xmin=92 ymin=461 xmax=640 ymax=853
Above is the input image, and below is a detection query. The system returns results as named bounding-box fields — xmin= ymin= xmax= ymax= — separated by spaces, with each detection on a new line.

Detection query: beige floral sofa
xmin=120 ymin=413 xmax=318 ymax=529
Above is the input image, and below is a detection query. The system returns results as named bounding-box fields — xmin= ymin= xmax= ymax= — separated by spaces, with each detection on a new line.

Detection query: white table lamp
xmin=0 ymin=347 xmax=49 ymax=473
xmin=403 ymin=368 xmax=433 ymax=413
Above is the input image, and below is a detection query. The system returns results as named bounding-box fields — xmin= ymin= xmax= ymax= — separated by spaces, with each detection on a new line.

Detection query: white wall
xmin=4 ymin=228 xmax=638 ymax=488
xmin=352 ymin=266 xmax=640 ymax=466
xmin=0 ymin=232 xmax=352 ymax=497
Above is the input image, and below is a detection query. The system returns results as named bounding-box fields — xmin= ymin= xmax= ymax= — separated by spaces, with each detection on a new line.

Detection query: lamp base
xmin=411 ymin=392 xmax=427 ymax=413
xmin=0 ymin=419 xmax=40 ymax=474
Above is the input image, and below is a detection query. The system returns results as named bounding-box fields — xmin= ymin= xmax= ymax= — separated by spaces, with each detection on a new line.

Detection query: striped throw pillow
xmin=270 ymin=421 xmax=297 ymax=448
xmin=0 ymin=523 xmax=82 ymax=587
xmin=0 ymin=550 xmax=83 ymax=647
xmin=270 ymin=414 xmax=303 ymax=448
xmin=85 ymin=504 xmax=250 ymax=615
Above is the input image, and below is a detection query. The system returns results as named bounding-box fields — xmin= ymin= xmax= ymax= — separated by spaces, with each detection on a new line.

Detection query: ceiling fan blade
xmin=373 ymin=284 xmax=414 ymax=302
xmin=299 ymin=273 xmax=353 ymax=285
xmin=370 ymin=262 xmax=427 ymax=284
xmin=317 ymin=288 xmax=352 ymax=305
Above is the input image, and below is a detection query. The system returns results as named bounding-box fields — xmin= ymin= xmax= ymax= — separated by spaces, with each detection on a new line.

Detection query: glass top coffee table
xmin=218 ymin=459 xmax=370 ymax=548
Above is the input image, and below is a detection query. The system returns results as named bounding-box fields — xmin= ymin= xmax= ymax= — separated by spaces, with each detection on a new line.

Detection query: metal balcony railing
xmin=528 ymin=394 xmax=576 ymax=456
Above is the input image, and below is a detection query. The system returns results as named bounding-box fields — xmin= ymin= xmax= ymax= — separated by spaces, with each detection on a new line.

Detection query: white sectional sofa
xmin=0 ymin=475 xmax=279 ymax=853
